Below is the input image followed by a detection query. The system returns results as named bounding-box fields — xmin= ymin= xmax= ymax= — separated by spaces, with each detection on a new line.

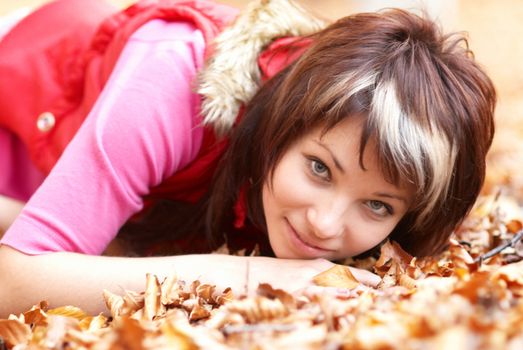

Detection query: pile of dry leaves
xmin=1 ymin=193 xmax=523 ymax=349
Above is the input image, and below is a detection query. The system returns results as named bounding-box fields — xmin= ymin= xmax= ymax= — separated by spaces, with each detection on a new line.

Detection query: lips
xmin=285 ymin=218 xmax=334 ymax=256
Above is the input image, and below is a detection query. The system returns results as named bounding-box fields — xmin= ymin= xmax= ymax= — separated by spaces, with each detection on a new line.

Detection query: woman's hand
xmin=345 ymin=265 xmax=382 ymax=287
xmin=247 ymin=257 xmax=380 ymax=296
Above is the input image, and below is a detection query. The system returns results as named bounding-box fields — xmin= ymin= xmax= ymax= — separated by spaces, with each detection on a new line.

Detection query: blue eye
xmin=367 ymin=200 xmax=393 ymax=217
xmin=308 ymin=158 xmax=331 ymax=180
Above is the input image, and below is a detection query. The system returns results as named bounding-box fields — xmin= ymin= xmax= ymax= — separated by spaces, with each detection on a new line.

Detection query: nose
xmin=306 ymin=198 xmax=347 ymax=239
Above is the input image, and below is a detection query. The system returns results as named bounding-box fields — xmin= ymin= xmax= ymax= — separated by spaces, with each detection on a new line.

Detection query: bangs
xmin=299 ymin=71 xmax=457 ymax=227
xmin=369 ymin=81 xmax=457 ymax=225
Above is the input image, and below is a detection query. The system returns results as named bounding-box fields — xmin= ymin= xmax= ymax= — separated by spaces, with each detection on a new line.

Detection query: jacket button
xmin=37 ymin=112 xmax=56 ymax=132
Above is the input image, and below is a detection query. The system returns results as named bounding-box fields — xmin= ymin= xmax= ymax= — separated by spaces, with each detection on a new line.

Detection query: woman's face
xmin=262 ymin=116 xmax=415 ymax=260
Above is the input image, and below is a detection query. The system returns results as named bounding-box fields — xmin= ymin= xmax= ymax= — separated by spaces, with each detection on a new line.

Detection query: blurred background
xmin=1 ymin=0 xmax=523 ymax=198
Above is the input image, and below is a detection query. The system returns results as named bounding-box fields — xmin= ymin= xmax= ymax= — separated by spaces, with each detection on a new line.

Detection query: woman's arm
xmin=0 ymin=246 xmax=349 ymax=317
xmin=1 ymin=20 xmax=206 ymax=255
xmin=0 ymin=195 xmax=24 ymax=236
xmin=0 ymin=245 xmax=244 ymax=317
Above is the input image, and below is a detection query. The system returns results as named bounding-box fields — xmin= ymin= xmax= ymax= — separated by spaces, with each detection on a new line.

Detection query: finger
xmin=349 ymin=268 xmax=381 ymax=288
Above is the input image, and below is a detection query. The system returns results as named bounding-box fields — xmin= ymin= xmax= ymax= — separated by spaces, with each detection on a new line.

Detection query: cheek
xmin=342 ymin=219 xmax=399 ymax=256
xmin=268 ymin=163 xmax=315 ymax=210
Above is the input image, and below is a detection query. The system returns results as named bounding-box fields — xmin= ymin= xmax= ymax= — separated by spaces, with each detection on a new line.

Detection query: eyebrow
xmin=314 ymin=140 xmax=345 ymax=173
xmin=314 ymin=139 xmax=409 ymax=204
xmin=373 ymin=192 xmax=408 ymax=204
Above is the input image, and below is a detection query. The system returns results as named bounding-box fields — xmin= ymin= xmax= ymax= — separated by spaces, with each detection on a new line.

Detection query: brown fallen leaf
xmin=114 ymin=317 xmax=146 ymax=350
xmin=379 ymin=262 xmax=400 ymax=288
xmin=375 ymin=241 xmax=414 ymax=270
xmin=47 ymin=305 xmax=88 ymax=321
xmin=103 ymin=289 xmax=125 ymax=318
xmin=506 ymin=219 xmax=523 ymax=234
xmin=22 ymin=306 xmax=47 ymax=326
xmin=41 ymin=315 xmax=80 ymax=349
xmin=161 ymin=320 xmax=199 ymax=350
xmin=78 ymin=313 xmax=108 ymax=331
xmin=313 ymin=265 xmax=360 ymax=289
xmin=189 ymin=304 xmax=211 ymax=322
xmin=257 ymin=283 xmax=296 ymax=308
xmin=161 ymin=275 xmax=180 ymax=306
xmin=0 ymin=319 xmax=31 ymax=348
xmin=398 ymin=274 xmax=417 ymax=289
xmin=122 ymin=290 xmax=145 ymax=315
xmin=225 ymin=297 xmax=288 ymax=323
xmin=215 ymin=287 xmax=234 ymax=305
xmin=143 ymin=273 xmax=164 ymax=320
xmin=195 ymin=284 xmax=215 ymax=304
xmin=65 ymin=328 xmax=101 ymax=347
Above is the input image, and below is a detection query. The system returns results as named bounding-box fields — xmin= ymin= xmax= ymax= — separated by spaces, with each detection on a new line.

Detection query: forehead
xmin=303 ymin=116 xmax=366 ymax=157
xmin=317 ymin=117 xmax=375 ymax=167
xmin=301 ymin=116 xmax=415 ymax=192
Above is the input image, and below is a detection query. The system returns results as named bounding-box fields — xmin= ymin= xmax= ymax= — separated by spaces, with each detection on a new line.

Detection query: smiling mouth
xmin=285 ymin=219 xmax=334 ymax=253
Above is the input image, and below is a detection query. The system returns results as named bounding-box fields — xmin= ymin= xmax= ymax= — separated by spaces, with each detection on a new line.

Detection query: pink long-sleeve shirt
xmin=1 ymin=19 xmax=206 ymax=255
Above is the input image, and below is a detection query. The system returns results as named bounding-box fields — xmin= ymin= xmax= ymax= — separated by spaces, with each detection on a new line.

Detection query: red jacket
xmin=0 ymin=0 xmax=308 ymax=206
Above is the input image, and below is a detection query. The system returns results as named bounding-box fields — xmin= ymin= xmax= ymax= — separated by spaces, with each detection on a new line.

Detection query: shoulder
xmin=130 ymin=19 xmax=204 ymax=46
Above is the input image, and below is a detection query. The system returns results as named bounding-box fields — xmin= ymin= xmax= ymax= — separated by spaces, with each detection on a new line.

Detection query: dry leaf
xmin=448 ymin=239 xmax=476 ymax=266
xmin=215 ymin=288 xmax=234 ymax=306
xmin=226 ymin=297 xmax=288 ymax=323
xmin=22 ymin=307 xmax=47 ymax=326
xmin=122 ymin=290 xmax=145 ymax=315
xmin=103 ymin=289 xmax=125 ymax=318
xmin=42 ymin=315 xmax=79 ymax=349
xmin=47 ymin=305 xmax=87 ymax=321
xmin=114 ymin=317 xmax=146 ymax=350
xmin=398 ymin=274 xmax=417 ymax=289
xmin=379 ymin=262 xmax=400 ymax=288
xmin=181 ymin=298 xmax=199 ymax=313
xmin=257 ymin=283 xmax=296 ymax=308
xmin=143 ymin=273 xmax=164 ymax=320
xmin=506 ymin=219 xmax=523 ymax=234
xmin=453 ymin=271 xmax=493 ymax=303
xmin=161 ymin=320 xmax=199 ymax=350
xmin=189 ymin=304 xmax=211 ymax=322
xmin=313 ymin=265 xmax=360 ymax=289
xmin=160 ymin=275 xmax=180 ymax=306
xmin=0 ymin=320 xmax=31 ymax=348
xmin=195 ymin=284 xmax=215 ymax=304
xmin=375 ymin=241 xmax=414 ymax=272
xmin=78 ymin=314 xmax=108 ymax=331
xmin=65 ymin=328 xmax=100 ymax=346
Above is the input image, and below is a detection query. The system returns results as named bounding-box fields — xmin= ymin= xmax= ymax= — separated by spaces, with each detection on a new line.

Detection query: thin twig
xmin=474 ymin=229 xmax=523 ymax=265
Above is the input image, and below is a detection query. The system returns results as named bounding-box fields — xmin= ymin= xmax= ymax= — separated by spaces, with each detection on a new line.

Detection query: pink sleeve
xmin=1 ymin=20 xmax=206 ymax=255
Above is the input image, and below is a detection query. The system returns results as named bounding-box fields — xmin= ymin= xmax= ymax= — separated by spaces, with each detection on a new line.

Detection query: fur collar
xmin=197 ymin=0 xmax=326 ymax=134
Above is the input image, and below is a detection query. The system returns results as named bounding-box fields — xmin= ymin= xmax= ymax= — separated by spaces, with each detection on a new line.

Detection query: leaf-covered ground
xmin=1 ymin=193 xmax=523 ymax=350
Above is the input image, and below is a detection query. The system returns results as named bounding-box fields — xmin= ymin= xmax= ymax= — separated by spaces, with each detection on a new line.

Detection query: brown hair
xmin=206 ymin=9 xmax=496 ymax=257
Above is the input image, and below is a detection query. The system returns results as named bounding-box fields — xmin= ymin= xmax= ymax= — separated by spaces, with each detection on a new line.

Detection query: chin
xmin=270 ymin=246 xmax=290 ymax=259
xmin=269 ymin=242 xmax=297 ymax=260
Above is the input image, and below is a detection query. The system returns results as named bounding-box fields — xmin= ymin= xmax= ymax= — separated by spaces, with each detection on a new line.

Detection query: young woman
xmin=0 ymin=0 xmax=495 ymax=317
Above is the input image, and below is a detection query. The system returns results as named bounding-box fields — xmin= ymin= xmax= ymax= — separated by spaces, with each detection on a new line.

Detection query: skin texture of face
xmin=262 ymin=116 xmax=415 ymax=260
